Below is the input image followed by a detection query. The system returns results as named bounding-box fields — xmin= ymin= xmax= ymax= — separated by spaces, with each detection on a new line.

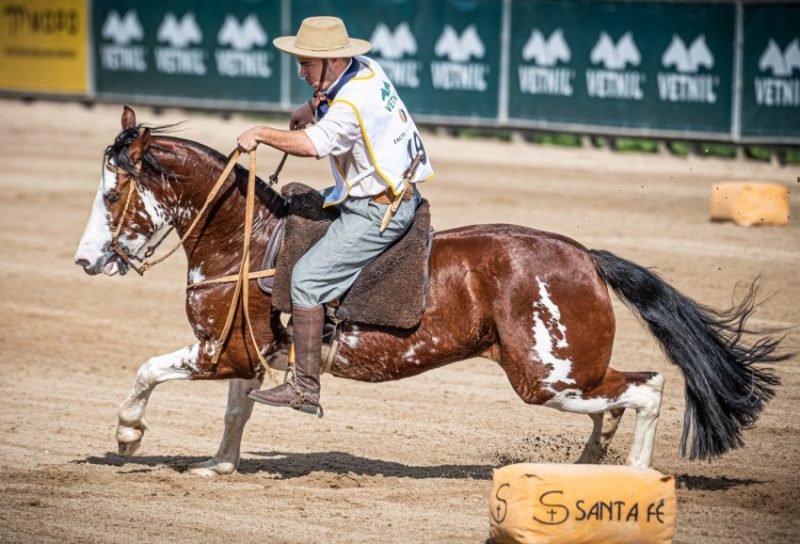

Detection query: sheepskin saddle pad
xmin=262 ymin=182 xmax=433 ymax=329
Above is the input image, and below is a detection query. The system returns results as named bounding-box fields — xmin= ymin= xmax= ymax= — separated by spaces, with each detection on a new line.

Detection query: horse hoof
xmin=118 ymin=439 xmax=141 ymax=457
xmin=116 ymin=425 xmax=143 ymax=457
xmin=187 ymin=459 xmax=237 ymax=477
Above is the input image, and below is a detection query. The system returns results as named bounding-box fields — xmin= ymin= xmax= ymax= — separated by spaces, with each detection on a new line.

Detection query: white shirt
xmin=304 ymin=60 xmax=389 ymax=198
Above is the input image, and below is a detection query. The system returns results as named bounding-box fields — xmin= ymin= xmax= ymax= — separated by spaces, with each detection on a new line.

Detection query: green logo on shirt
xmin=381 ymin=80 xmax=398 ymax=112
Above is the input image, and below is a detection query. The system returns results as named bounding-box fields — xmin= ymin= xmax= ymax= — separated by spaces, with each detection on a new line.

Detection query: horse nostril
xmin=75 ymin=257 xmax=91 ymax=268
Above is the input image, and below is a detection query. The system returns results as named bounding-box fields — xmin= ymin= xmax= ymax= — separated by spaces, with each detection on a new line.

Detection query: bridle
xmin=106 ymin=160 xmax=151 ymax=276
xmin=104 ymin=145 xmax=287 ymax=277
xmin=103 ymin=145 xmax=288 ymax=379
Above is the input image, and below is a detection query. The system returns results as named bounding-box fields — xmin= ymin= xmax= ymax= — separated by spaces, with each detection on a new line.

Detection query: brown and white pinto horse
xmin=75 ymin=108 xmax=787 ymax=476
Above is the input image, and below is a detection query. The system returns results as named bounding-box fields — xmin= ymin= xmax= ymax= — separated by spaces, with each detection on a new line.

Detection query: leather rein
xmin=107 ymin=147 xmax=286 ymax=375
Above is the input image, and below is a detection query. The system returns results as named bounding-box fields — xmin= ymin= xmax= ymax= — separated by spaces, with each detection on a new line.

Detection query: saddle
xmin=259 ymin=182 xmax=433 ymax=329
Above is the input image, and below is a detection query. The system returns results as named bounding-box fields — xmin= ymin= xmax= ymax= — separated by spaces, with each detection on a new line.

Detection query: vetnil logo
xmin=215 ymin=15 xmax=271 ymax=78
xmin=99 ymin=10 xmax=146 ymax=72
xmin=586 ymin=32 xmax=644 ymax=100
xmin=370 ymin=22 xmax=420 ymax=88
xmin=431 ymin=25 xmax=488 ymax=91
xmin=658 ymin=35 xmax=718 ymax=104
xmin=755 ymin=38 xmax=800 ymax=107
xmin=518 ymin=28 xmax=574 ymax=96
xmin=155 ymin=12 xmax=205 ymax=75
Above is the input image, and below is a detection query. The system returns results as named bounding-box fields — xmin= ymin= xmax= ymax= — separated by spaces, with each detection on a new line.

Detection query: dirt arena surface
xmin=1 ymin=99 xmax=798 ymax=543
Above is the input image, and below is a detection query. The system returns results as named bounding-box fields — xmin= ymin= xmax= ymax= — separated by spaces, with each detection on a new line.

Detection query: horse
xmin=74 ymin=107 xmax=787 ymax=477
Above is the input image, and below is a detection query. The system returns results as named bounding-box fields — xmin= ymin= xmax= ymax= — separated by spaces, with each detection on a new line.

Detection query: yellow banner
xmin=0 ymin=0 xmax=88 ymax=94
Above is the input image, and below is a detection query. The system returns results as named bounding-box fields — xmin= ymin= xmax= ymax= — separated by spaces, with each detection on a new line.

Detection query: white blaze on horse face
xmin=531 ymin=277 xmax=576 ymax=388
xmin=74 ymin=167 xmax=117 ymax=272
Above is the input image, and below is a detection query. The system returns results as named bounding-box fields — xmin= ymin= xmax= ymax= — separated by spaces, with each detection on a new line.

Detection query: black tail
xmin=590 ymin=249 xmax=790 ymax=460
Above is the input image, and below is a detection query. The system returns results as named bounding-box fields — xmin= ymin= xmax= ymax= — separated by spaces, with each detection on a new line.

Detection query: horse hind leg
xmin=621 ymin=372 xmax=665 ymax=468
xmin=544 ymin=369 xmax=664 ymax=468
xmin=188 ymin=375 xmax=263 ymax=477
xmin=577 ymin=408 xmax=624 ymax=464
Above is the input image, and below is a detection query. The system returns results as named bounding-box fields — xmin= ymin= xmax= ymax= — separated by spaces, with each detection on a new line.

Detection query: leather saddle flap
xmin=270 ymin=182 xmax=432 ymax=329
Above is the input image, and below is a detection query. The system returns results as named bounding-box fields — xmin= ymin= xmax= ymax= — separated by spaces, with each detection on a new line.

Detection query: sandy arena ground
xmin=0 ymin=99 xmax=798 ymax=543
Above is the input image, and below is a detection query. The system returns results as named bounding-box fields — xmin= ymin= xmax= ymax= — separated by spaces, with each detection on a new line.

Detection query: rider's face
xmin=296 ymin=57 xmax=345 ymax=90
xmin=297 ymin=57 xmax=324 ymax=89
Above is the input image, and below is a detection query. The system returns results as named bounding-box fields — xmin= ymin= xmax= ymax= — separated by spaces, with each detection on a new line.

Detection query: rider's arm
xmin=237 ymin=125 xmax=317 ymax=157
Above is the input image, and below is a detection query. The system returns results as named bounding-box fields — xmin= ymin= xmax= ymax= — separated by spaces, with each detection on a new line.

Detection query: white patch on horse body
xmin=189 ymin=266 xmax=206 ymax=284
xmin=341 ymin=325 xmax=360 ymax=349
xmin=536 ymin=278 xmax=568 ymax=348
xmin=176 ymin=206 xmax=195 ymax=222
xmin=531 ymin=277 xmax=576 ymax=389
xmin=205 ymin=341 xmax=220 ymax=359
xmin=545 ymin=389 xmax=612 ymax=413
xmin=402 ymin=346 xmax=416 ymax=361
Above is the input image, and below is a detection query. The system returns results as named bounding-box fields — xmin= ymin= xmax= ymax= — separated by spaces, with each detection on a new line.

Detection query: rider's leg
xmin=248 ymin=304 xmax=325 ymax=414
xmin=248 ymin=191 xmax=419 ymax=415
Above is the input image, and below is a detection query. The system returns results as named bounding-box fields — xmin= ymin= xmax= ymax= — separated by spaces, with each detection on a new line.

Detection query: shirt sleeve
xmin=303 ymin=102 xmax=361 ymax=158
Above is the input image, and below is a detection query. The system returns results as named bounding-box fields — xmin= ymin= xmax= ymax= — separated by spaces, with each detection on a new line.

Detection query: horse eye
xmin=105 ymin=191 xmax=121 ymax=204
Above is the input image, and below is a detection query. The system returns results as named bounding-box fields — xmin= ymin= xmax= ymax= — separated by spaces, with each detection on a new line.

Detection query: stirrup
xmin=290 ymin=383 xmax=324 ymax=418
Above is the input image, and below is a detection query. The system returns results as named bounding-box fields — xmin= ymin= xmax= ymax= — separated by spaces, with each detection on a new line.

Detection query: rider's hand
xmin=289 ymin=101 xmax=315 ymax=130
xmin=237 ymin=127 xmax=261 ymax=152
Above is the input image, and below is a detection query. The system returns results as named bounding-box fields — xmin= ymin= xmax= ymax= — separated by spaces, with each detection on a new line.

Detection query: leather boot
xmin=248 ymin=305 xmax=324 ymax=416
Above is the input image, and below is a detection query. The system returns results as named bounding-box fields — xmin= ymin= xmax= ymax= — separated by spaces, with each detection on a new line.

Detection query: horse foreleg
xmin=188 ymin=376 xmax=262 ymax=477
xmin=116 ymin=343 xmax=199 ymax=456
xmin=577 ymin=408 xmax=624 ymax=464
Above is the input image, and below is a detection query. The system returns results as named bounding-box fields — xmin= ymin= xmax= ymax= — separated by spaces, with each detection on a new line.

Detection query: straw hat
xmin=273 ymin=16 xmax=371 ymax=58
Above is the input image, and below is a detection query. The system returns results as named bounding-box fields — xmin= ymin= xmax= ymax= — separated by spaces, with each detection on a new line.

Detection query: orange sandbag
xmin=489 ymin=463 xmax=676 ymax=544
xmin=710 ymin=182 xmax=789 ymax=226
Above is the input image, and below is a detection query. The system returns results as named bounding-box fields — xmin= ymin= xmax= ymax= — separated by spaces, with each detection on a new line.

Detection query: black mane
xmin=104 ymin=123 xmax=180 ymax=179
xmin=104 ymin=123 xmax=287 ymax=215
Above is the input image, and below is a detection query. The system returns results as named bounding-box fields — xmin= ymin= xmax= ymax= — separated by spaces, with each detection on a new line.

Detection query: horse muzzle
xmin=74 ymin=249 xmax=128 ymax=276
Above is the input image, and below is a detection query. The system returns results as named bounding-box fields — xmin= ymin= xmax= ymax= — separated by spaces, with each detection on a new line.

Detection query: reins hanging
xmin=110 ymin=147 xmax=283 ymax=381
xmin=201 ymin=151 xmax=275 ymax=378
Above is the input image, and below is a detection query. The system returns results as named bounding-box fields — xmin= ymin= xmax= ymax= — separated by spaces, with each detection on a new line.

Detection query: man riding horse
xmin=237 ymin=17 xmax=434 ymax=415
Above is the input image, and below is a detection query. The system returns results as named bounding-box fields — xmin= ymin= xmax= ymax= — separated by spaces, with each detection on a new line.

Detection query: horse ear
xmin=128 ymin=127 xmax=151 ymax=164
xmin=121 ymin=106 xmax=136 ymax=130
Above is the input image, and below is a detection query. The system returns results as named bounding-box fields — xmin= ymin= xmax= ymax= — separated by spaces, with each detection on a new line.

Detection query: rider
xmin=238 ymin=16 xmax=434 ymax=415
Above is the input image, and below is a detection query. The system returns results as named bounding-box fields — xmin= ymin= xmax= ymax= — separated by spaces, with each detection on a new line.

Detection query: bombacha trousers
xmin=290 ymin=189 xmax=420 ymax=308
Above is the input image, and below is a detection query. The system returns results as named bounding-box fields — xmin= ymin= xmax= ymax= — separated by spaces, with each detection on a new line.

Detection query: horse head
xmin=74 ymin=106 xmax=175 ymax=276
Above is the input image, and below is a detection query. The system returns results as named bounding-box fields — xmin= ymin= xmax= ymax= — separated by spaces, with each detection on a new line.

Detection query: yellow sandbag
xmin=710 ymin=182 xmax=789 ymax=226
xmin=489 ymin=463 xmax=676 ymax=544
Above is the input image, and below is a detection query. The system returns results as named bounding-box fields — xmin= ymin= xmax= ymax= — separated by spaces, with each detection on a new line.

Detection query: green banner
xmin=508 ymin=0 xmax=734 ymax=134
xmin=289 ymin=0 xmax=501 ymax=119
xmin=741 ymin=3 xmax=800 ymax=139
xmin=84 ymin=0 xmax=799 ymax=143
xmin=93 ymin=0 xmax=282 ymax=104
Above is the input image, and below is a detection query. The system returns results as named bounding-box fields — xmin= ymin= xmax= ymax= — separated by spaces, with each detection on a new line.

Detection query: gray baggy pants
xmin=290 ymin=189 xmax=420 ymax=308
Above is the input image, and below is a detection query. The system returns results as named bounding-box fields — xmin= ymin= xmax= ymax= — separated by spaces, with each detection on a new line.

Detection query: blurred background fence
xmin=1 ymin=0 xmax=798 ymax=144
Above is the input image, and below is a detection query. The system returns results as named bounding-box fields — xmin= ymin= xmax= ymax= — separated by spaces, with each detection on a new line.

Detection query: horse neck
xmin=152 ymin=139 xmax=284 ymax=277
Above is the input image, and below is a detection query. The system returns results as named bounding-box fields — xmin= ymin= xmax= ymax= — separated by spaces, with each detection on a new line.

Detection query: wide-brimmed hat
xmin=273 ymin=16 xmax=371 ymax=58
